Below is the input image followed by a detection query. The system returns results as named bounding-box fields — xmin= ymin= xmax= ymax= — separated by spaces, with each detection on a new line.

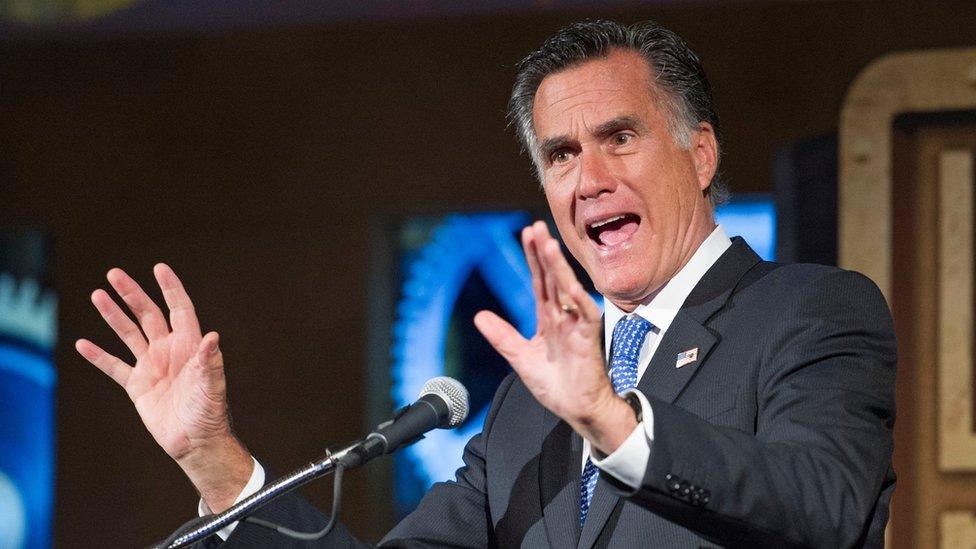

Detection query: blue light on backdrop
xmin=714 ymin=196 xmax=776 ymax=261
xmin=0 ymin=273 xmax=57 ymax=549
xmin=389 ymin=197 xmax=775 ymax=515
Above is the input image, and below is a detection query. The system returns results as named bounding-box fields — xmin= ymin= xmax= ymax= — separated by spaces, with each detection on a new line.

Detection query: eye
xmin=550 ymin=148 xmax=574 ymax=165
xmin=611 ymin=132 xmax=634 ymax=146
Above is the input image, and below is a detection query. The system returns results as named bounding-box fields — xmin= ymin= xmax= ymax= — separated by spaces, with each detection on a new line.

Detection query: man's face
xmin=532 ymin=48 xmax=718 ymax=311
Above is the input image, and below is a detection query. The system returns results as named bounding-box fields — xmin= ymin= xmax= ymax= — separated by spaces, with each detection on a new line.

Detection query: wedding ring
xmin=560 ymin=303 xmax=579 ymax=315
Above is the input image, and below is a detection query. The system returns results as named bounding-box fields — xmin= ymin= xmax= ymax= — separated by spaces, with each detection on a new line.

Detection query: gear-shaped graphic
xmin=390 ymin=213 xmax=535 ymax=491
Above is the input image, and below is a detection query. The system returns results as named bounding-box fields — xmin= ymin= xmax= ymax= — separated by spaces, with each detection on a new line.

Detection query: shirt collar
xmin=604 ymin=224 xmax=732 ymax=348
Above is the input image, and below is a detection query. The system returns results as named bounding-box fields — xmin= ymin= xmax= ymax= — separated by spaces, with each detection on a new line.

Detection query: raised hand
xmin=76 ymin=264 xmax=252 ymax=512
xmin=474 ymin=221 xmax=636 ymax=454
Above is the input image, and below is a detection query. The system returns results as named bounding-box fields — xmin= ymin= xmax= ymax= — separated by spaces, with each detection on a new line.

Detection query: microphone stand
xmin=151 ymin=375 xmax=466 ymax=548
xmin=155 ymin=441 xmax=367 ymax=549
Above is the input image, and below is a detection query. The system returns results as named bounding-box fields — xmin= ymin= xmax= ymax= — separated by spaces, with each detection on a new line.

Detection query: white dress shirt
xmin=203 ymin=225 xmax=732 ymax=539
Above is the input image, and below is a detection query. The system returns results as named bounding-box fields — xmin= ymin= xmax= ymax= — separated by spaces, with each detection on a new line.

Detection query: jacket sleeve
xmin=610 ymin=270 xmax=897 ymax=548
xmin=210 ymin=374 xmax=518 ymax=548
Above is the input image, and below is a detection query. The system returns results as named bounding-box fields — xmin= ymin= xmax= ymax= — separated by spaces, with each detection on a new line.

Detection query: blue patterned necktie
xmin=579 ymin=314 xmax=653 ymax=528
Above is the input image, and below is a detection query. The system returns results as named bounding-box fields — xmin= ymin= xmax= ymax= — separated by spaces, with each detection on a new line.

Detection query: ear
xmin=692 ymin=122 xmax=719 ymax=191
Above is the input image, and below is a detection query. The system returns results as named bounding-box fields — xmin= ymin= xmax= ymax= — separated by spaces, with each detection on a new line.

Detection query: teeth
xmin=589 ymin=215 xmax=627 ymax=229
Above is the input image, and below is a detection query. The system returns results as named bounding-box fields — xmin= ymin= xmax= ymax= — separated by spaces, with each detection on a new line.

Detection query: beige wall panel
xmin=938 ymin=150 xmax=976 ymax=471
xmin=840 ymin=48 xmax=976 ymax=300
xmin=942 ymin=511 xmax=976 ymax=549
xmin=841 ymin=48 xmax=976 ymax=549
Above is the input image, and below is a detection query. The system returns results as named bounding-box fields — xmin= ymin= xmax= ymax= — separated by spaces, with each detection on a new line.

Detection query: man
xmin=77 ymin=20 xmax=896 ymax=547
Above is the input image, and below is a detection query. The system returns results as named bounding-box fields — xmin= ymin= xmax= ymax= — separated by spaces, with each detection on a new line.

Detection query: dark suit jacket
xmin=215 ymin=238 xmax=897 ymax=548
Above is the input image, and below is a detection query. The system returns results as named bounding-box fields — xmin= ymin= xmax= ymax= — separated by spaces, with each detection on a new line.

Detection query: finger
xmin=531 ymin=224 xmax=572 ymax=327
xmin=521 ymin=226 xmax=547 ymax=328
xmin=90 ymin=289 xmax=148 ymax=357
xmin=532 ymin=225 xmax=564 ymax=319
xmin=474 ymin=310 xmax=528 ymax=363
xmin=570 ymin=282 xmax=602 ymax=322
xmin=76 ymin=338 xmax=133 ymax=387
xmin=154 ymin=263 xmax=202 ymax=338
xmin=542 ymin=257 xmax=563 ymax=325
xmin=193 ymin=331 xmax=224 ymax=374
xmin=107 ymin=268 xmax=170 ymax=340
xmin=543 ymin=239 xmax=600 ymax=322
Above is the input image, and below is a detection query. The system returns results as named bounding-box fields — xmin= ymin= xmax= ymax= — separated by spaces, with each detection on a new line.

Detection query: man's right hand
xmin=76 ymin=263 xmax=253 ymax=513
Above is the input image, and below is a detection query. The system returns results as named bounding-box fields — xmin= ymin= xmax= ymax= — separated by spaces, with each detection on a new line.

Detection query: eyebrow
xmin=537 ymin=115 xmax=647 ymax=161
xmin=594 ymin=115 xmax=646 ymax=138
xmin=538 ymin=135 xmax=573 ymax=162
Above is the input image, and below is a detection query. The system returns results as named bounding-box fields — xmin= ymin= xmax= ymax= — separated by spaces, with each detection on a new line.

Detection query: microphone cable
xmin=242 ymin=462 xmax=344 ymax=541
xmin=152 ymin=463 xmax=345 ymax=547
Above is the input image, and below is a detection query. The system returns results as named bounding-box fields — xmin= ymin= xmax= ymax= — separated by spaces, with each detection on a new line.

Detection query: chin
xmin=594 ymin=274 xmax=652 ymax=309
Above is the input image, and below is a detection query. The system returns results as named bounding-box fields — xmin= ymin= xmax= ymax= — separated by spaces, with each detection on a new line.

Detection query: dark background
xmin=1 ymin=0 xmax=975 ymax=545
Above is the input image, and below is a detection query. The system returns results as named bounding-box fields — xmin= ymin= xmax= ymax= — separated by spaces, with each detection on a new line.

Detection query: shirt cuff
xmin=197 ymin=456 xmax=266 ymax=541
xmin=590 ymin=389 xmax=654 ymax=489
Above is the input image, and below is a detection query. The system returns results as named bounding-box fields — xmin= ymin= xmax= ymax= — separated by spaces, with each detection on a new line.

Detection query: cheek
xmin=544 ymin=187 xmax=575 ymax=222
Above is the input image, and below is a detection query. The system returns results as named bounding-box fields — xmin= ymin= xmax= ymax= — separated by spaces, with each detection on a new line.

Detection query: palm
xmin=76 ymin=264 xmax=228 ymax=461
xmin=129 ymin=333 xmax=206 ymax=456
xmin=514 ymin=322 xmax=605 ymax=418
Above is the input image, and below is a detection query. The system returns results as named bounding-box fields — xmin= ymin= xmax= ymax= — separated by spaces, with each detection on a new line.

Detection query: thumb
xmin=474 ymin=310 xmax=526 ymax=362
xmin=195 ymin=331 xmax=224 ymax=373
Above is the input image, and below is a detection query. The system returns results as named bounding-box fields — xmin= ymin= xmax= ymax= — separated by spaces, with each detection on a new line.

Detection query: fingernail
xmin=209 ymin=340 xmax=220 ymax=355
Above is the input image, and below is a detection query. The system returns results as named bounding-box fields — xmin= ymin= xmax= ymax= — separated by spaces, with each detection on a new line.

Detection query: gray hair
xmin=508 ymin=19 xmax=729 ymax=206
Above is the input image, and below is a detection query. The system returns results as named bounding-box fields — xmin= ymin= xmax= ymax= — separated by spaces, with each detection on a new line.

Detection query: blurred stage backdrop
xmin=1 ymin=0 xmax=975 ymax=547
xmin=0 ymin=232 xmax=57 ymax=549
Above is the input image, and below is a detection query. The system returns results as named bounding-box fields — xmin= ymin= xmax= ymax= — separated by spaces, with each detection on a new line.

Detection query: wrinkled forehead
xmin=530 ymin=50 xmax=663 ymax=141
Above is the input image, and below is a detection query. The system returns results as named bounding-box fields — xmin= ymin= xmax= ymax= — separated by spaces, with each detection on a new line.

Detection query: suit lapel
xmin=637 ymin=314 xmax=716 ymax=403
xmin=539 ymin=409 xmax=582 ymax=548
xmin=639 ymin=237 xmax=761 ymax=403
xmin=576 ymin=238 xmax=762 ymax=548
xmin=576 ymin=474 xmax=617 ymax=548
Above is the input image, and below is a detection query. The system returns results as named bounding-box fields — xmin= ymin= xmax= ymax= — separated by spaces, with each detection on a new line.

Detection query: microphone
xmin=339 ymin=376 xmax=469 ymax=468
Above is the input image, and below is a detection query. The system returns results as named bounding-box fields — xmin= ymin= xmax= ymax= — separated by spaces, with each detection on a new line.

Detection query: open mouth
xmin=586 ymin=214 xmax=641 ymax=247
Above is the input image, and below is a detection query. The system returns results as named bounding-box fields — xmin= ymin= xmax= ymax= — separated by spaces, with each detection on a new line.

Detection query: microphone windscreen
xmin=420 ymin=377 xmax=469 ymax=427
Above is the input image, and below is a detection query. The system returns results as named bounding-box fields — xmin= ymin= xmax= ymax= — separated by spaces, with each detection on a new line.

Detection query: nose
xmin=576 ymin=149 xmax=617 ymax=200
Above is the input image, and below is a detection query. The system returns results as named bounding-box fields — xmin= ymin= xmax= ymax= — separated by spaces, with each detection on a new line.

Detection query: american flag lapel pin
xmin=675 ymin=347 xmax=699 ymax=368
